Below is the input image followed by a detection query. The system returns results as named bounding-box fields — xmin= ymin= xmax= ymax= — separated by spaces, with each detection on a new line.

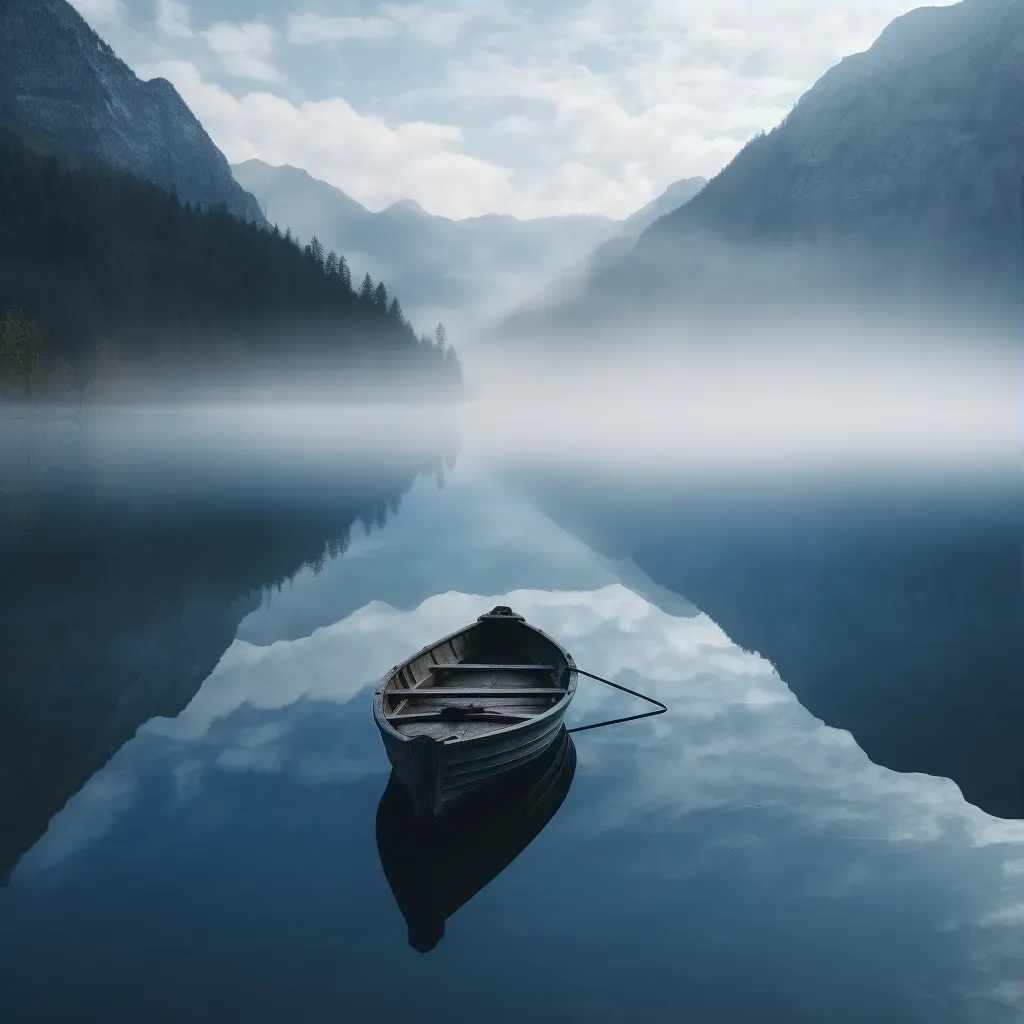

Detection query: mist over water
xmin=466 ymin=316 xmax=1019 ymax=489
xmin=0 ymin=316 xmax=1020 ymax=1023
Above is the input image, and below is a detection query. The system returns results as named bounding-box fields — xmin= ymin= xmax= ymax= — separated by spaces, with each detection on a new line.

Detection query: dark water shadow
xmin=376 ymin=728 xmax=577 ymax=952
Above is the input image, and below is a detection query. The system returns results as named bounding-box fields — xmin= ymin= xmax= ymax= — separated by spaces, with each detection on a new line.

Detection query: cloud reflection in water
xmin=15 ymin=583 xmax=1024 ymax=1020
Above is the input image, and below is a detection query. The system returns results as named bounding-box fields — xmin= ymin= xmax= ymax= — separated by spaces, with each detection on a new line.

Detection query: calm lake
xmin=0 ymin=411 xmax=1021 ymax=1023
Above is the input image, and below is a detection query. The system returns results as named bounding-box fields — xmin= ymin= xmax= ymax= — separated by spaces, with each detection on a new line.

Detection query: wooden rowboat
xmin=376 ymin=726 xmax=577 ymax=952
xmin=372 ymin=605 xmax=577 ymax=818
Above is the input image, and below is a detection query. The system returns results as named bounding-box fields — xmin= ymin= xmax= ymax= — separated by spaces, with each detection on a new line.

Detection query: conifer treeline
xmin=0 ymin=127 xmax=462 ymax=399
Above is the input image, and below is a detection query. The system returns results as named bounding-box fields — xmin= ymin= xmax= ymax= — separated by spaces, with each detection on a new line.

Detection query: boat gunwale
xmin=372 ymin=615 xmax=577 ymax=748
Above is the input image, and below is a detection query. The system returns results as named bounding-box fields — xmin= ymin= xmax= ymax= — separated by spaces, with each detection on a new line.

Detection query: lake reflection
xmin=0 ymin=431 xmax=1021 ymax=1023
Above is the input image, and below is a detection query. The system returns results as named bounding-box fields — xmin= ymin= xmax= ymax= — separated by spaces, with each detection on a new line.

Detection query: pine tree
xmin=387 ymin=297 xmax=403 ymax=322
xmin=309 ymin=235 xmax=325 ymax=267
xmin=338 ymin=255 xmax=351 ymax=288
xmin=325 ymin=250 xmax=338 ymax=276
xmin=443 ymin=345 xmax=462 ymax=384
xmin=434 ymin=322 xmax=448 ymax=351
xmin=0 ymin=306 xmax=46 ymax=398
xmin=373 ymin=281 xmax=389 ymax=307
xmin=83 ymin=337 xmax=122 ymax=403
xmin=359 ymin=272 xmax=374 ymax=300
xmin=46 ymin=354 xmax=77 ymax=399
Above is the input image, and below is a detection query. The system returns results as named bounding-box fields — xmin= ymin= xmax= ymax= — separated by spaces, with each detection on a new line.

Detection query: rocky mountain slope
xmin=0 ymin=0 xmax=261 ymax=221
xmin=511 ymin=0 xmax=1024 ymax=335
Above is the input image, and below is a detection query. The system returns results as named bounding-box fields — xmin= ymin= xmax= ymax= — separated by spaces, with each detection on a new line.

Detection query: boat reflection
xmin=376 ymin=727 xmax=577 ymax=952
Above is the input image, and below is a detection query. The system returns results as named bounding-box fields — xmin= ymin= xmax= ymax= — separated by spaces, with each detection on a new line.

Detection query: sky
xmin=69 ymin=0 xmax=957 ymax=220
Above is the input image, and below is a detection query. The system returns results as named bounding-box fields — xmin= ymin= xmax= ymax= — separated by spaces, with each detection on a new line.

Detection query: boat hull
xmin=379 ymin=701 xmax=570 ymax=816
xmin=373 ymin=607 xmax=576 ymax=817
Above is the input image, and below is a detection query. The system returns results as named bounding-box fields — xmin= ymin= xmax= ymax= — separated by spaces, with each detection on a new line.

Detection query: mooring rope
xmin=567 ymin=667 xmax=667 ymax=735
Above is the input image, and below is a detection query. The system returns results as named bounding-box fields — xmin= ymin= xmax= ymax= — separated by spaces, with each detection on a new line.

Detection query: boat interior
xmin=381 ymin=610 xmax=571 ymax=742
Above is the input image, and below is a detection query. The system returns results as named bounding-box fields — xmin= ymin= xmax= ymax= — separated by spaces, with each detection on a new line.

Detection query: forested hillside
xmin=233 ymin=158 xmax=617 ymax=336
xmin=0 ymin=129 xmax=461 ymax=399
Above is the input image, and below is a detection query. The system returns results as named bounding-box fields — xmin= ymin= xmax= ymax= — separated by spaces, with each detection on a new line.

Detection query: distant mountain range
xmin=505 ymin=176 xmax=707 ymax=318
xmin=0 ymin=0 xmax=743 ymax=351
xmin=616 ymin=177 xmax=708 ymax=242
xmin=0 ymin=0 xmax=261 ymax=222
xmin=0 ymin=0 xmax=715 ymax=348
xmin=504 ymin=0 xmax=1024 ymax=338
xmin=233 ymin=160 xmax=706 ymax=337
xmin=232 ymin=159 xmax=614 ymax=335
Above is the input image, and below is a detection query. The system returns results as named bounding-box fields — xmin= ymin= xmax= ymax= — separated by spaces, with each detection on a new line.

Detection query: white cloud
xmin=156 ymin=0 xmax=192 ymax=39
xmin=123 ymin=0 xmax=962 ymax=217
xmin=287 ymin=3 xmax=507 ymax=47
xmin=201 ymin=20 xmax=284 ymax=85
xmin=139 ymin=59 xmax=513 ymax=218
xmin=492 ymin=115 xmax=540 ymax=136
xmin=68 ymin=0 xmax=124 ymax=25
xmin=398 ymin=0 xmax=961 ymax=217
xmin=379 ymin=1 xmax=505 ymax=46
xmin=286 ymin=12 xmax=397 ymax=44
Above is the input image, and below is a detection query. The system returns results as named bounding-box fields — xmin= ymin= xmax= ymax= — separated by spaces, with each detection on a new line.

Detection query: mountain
xmin=563 ymin=176 xmax=709 ymax=283
xmin=617 ymin=177 xmax=707 ymax=242
xmin=0 ymin=0 xmax=261 ymax=222
xmin=386 ymin=198 xmax=429 ymax=217
xmin=494 ymin=176 xmax=707 ymax=329
xmin=232 ymin=161 xmax=373 ymax=248
xmin=0 ymin=128 xmax=460 ymax=400
xmin=232 ymin=159 xmax=618 ymax=336
xmin=510 ymin=0 xmax=1024 ymax=337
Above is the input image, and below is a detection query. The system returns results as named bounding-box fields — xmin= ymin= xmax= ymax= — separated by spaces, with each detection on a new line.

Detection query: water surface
xmin=0 ymin=420 xmax=1020 ymax=1023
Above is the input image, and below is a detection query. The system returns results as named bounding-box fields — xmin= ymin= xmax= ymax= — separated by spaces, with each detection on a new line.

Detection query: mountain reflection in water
xmin=0 ymin=415 xmax=448 ymax=883
xmin=518 ymin=468 xmax=1024 ymax=821
xmin=0 ymin=418 xmax=1021 ymax=1023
